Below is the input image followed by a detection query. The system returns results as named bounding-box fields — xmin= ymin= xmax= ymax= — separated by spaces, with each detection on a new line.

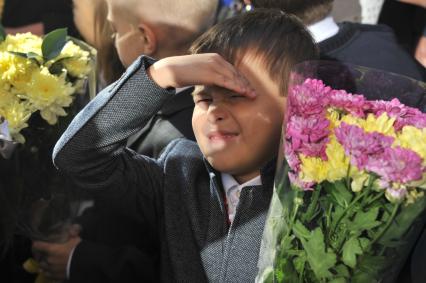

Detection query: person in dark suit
xmin=247 ymin=0 xmax=425 ymax=81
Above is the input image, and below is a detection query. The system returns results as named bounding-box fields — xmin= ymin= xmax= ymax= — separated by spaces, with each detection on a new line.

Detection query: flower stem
xmin=370 ymin=203 xmax=400 ymax=247
xmin=303 ymin=184 xmax=321 ymax=222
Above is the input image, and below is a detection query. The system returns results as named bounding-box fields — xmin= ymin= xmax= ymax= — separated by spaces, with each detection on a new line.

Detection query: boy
xmin=35 ymin=9 xmax=317 ymax=282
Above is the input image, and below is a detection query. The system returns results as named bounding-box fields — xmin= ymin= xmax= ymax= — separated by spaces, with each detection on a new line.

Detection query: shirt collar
xmin=221 ymin=173 xmax=262 ymax=192
xmin=307 ymin=16 xmax=339 ymax=43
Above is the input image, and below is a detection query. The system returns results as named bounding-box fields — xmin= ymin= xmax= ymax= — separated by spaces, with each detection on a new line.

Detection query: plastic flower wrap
xmin=0 ymin=27 xmax=96 ymax=147
xmin=257 ymin=61 xmax=426 ymax=283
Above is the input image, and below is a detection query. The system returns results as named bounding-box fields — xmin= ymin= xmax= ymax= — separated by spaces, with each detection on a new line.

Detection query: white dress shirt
xmin=307 ymin=16 xmax=340 ymax=43
xmin=221 ymin=173 xmax=262 ymax=224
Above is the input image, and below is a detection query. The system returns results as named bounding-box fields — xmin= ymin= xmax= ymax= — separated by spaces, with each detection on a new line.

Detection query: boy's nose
xmin=207 ymin=103 xmax=228 ymax=123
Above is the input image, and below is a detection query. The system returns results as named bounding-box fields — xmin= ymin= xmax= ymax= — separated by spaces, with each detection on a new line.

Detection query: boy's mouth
xmin=207 ymin=130 xmax=239 ymax=142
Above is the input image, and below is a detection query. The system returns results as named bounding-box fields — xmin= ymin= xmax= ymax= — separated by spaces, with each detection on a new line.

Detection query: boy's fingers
xmin=211 ymin=58 xmax=256 ymax=97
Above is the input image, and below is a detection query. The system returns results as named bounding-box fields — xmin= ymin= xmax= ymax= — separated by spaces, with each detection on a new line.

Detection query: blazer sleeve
xmin=53 ymin=55 xmax=174 ymax=194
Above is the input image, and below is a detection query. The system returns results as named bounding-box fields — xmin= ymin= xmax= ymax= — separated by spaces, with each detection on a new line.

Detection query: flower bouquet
xmin=0 ymin=25 xmax=96 ymax=245
xmin=256 ymin=61 xmax=426 ymax=283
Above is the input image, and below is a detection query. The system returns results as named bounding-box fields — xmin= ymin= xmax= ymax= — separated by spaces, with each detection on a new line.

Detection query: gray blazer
xmin=54 ymin=56 xmax=275 ymax=282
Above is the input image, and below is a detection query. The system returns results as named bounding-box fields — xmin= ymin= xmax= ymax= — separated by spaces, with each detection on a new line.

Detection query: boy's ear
xmin=137 ymin=23 xmax=157 ymax=56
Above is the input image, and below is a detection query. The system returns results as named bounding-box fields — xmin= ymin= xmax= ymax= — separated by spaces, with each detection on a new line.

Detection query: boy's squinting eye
xmin=230 ymin=94 xmax=245 ymax=99
xmin=195 ymin=97 xmax=212 ymax=104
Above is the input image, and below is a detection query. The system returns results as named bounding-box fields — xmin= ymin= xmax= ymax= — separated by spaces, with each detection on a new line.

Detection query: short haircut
xmin=118 ymin=0 xmax=219 ymax=52
xmin=251 ymin=0 xmax=334 ymax=25
xmin=190 ymin=9 xmax=318 ymax=95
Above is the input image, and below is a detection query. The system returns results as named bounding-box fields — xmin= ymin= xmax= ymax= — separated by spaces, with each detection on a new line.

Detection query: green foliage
xmin=350 ymin=207 xmax=382 ymax=232
xmin=342 ymin=237 xmax=363 ymax=268
xmin=325 ymin=181 xmax=352 ymax=208
xmin=300 ymin=228 xmax=337 ymax=280
xmin=42 ymin=28 xmax=68 ymax=61
xmin=9 ymin=51 xmax=41 ymax=66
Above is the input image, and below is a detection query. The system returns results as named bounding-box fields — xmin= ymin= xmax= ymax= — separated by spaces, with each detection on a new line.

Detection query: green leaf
xmin=351 ymin=254 xmax=390 ymax=283
xmin=42 ymin=28 xmax=68 ymax=61
xmin=48 ymin=61 xmax=64 ymax=75
xmin=334 ymin=264 xmax=350 ymax=278
xmin=325 ymin=181 xmax=353 ymax=208
xmin=293 ymin=220 xmax=311 ymax=239
xmin=350 ymin=207 xmax=381 ymax=232
xmin=0 ymin=24 xmax=6 ymax=42
xmin=342 ymin=237 xmax=363 ymax=268
xmin=301 ymin=228 xmax=336 ymax=280
xmin=293 ymin=252 xmax=307 ymax=275
xmin=358 ymin=237 xmax=370 ymax=250
xmin=8 ymin=51 xmax=41 ymax=66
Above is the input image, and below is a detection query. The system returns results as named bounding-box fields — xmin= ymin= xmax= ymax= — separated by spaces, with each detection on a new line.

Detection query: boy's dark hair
xmin=250 ymin=0 xmax=334 ymax=25
xmin=190 ymin=9 xmax=318 ymax=95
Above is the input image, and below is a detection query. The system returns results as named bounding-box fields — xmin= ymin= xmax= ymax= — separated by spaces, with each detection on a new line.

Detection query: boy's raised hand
xmin=147 ymin=53 xmax=256 ymax=98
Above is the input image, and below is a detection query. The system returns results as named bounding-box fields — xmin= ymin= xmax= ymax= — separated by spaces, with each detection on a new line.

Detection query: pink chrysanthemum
xmin=286 ymin=115 xmax=330 ymax=159
xmin=369 ymin=98 xmax=426 ymax=130
xmin=366 ymin=147 xmax=423 ymax=184
xmin=335 ymin=123 xmax=394 ymax=170
xmin=288 ymin=172 xmax=315 ymax=191
xmin=288 ymin=79 xmax=331 ymax=117
xmin=284 ymin=140 xmax=301 ymax=172
xmin=329 ymin=89 xmax=367 ymax=117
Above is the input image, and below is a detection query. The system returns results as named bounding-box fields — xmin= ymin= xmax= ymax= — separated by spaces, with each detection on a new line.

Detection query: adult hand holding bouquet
xmin=257 ymin=61 xmax=426 ymax=283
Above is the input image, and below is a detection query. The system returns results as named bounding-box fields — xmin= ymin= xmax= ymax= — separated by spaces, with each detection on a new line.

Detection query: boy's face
xmin=192 ymin=51 xmax=286 ymax=183
xmin=106 ymin=0 xmax=145 ymax=67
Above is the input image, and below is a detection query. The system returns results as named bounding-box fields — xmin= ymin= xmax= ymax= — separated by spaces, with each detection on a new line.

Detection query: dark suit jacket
xmin=319 ymin=22 xmax=426 ymax=81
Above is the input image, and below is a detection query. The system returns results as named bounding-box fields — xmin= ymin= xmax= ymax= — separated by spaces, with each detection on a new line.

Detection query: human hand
xmin=147 ymin=53 xmax=256 ymax=98
xmin=32 ymin=224 xmax=82 ymax=280
xmin=398 ymin=0 xmax=426 ymax=8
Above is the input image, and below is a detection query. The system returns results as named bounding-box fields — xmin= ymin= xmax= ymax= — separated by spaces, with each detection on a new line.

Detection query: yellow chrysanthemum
xmin=23 ymin=258 xmax=54 ymax=283
xmin=341 ymin=113 xmax=396 ymax=137
xmin=326 ymin=108 xmax=341 ymax=131
xmin=300 ymin=155 xmax=329 ymax=183
xmin=0 ymin=52 xmax=36 ymax=88
xmin=350 ymin=170 xmax=369 ymax=192
xmin=325 ymin=136 xmax=350 ymax=182
xmin=0 ymin=33 xmax=43 ymax=54
xmin=55 ymin=41 xmax=92 ymax=78
xmin=396 ymin=126 xmax=426 ymax=164
xmin=0 ymin=99 xmax=31 ymax=143
xmin=21 ymin=67 xmax=75 ymax=124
